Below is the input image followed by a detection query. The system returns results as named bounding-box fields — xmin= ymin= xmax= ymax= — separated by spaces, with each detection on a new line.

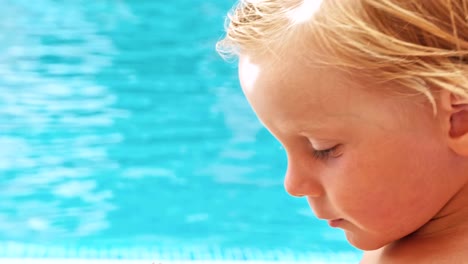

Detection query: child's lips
xmin=328 ymin=218 xmax=344 ymax=228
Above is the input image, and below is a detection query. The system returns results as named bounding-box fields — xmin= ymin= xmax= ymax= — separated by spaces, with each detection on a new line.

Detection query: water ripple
xmin=0 ymin=0 xmax=356 ymax=255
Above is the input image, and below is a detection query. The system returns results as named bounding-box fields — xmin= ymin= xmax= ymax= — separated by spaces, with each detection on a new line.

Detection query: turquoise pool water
xmin=0 ymin=0 xmax=361 ymax=262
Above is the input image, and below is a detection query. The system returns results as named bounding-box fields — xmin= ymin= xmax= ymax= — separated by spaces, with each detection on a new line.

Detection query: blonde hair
xmin=217 ymin=0 xmax=468 ymax=110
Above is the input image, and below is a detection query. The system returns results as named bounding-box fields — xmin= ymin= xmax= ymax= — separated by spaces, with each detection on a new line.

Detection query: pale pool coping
xmin=0 ymin=260 xmax=355 ymax=264
xmin=0 ymin=242 xmax=362 ymax=263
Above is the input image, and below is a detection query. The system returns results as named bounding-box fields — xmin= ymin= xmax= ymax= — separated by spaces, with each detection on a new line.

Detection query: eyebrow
xmin=276 ymin=118 xmax=333 ymax=137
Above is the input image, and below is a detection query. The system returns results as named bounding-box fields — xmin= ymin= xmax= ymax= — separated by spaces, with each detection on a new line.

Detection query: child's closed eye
xmin=312 ymin=145 xmax=341 ymax=160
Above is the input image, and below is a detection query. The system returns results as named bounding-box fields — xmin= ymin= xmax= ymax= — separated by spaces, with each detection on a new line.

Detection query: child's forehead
xmin=241 ymin=54 xmax=358 ymax=112
xmin=240 ymin=52 xmax=433 ymax=141
xmin=240 ymin=50 xmax=358 ymax=93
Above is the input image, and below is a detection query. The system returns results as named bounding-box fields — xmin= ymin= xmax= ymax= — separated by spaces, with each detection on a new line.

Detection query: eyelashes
xmin=311 ymin=145 xmax=340 ymax=160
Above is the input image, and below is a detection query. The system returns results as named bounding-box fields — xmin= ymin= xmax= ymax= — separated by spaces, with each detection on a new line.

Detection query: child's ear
xmin=438 ymin=90 xmax=468 ymax=156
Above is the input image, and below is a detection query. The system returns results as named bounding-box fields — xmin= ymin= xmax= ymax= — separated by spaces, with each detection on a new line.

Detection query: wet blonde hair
xmin=217 ymin=0 xmax=468 ymax=110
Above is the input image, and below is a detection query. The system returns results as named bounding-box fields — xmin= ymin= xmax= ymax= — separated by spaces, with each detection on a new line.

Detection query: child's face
xmin=238 ymin=53 xmax=462 ymax=250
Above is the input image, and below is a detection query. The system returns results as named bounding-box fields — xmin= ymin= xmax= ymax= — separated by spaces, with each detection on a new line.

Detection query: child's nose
xmin=283 ymin=160 xmax=323 ymax=198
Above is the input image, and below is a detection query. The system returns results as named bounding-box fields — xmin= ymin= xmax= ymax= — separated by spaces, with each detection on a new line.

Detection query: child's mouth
xmin=328 ymin=218 xmax=344 ymax=228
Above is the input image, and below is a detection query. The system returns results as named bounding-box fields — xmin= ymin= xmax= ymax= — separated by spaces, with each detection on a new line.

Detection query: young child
xmin=217 ymin=0 xmax=468 ymax=263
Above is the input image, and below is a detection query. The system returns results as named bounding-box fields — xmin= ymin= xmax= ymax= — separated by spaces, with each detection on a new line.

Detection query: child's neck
xmin=377 ymin=180 xmax=468 ymax=263
xmin=410 ymin=180 xmax=468 ymax=239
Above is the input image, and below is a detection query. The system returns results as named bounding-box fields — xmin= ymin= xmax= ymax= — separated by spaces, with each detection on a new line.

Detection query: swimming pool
xmin=0 ymin=0 xmax=361 ymax=262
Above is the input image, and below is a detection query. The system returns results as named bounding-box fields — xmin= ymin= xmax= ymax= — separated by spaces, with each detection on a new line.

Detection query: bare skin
xmin=362 ymin=187 xmax=468 ymax=263
xmin=237 ymin=50 xmax=468 ymax=263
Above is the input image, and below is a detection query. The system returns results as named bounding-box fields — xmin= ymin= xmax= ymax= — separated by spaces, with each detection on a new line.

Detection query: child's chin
xmin=345 ymin=231 xmax=390 ymax=251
